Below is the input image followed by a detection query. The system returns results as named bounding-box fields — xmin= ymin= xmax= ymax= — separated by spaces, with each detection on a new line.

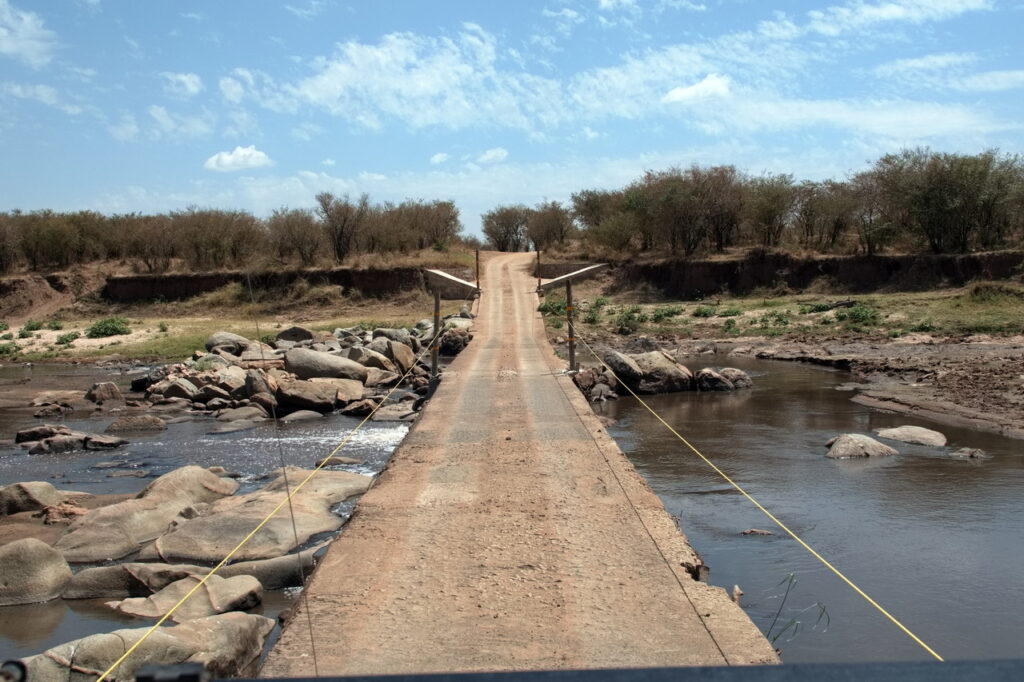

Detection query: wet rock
xmin=280 ymin=410 xmax=323 ymax=423
xmin=372 ymin=404 xmax=417 ymax=422
xmin=33 ymin=404 xmax=69 ymax=419
xmin=83 ymin=434 xmax=129 ymax=450
xmin=632 ymin=351 xmax=693 ymax=394
xmin=210 ymin=420 xmax=257 ymax=434
xmin=205 ymin=331 xmax=252 ymax=355
xmin=138 ymin=467 xmax=371 ymax=563
xmin=284 ymin=348 xmax=369 ymax=382
xmin=22 ymin=613 xmax=275 ymax=682
xmin=825 ymin=434 xmax=898 ymax=459
xmin=741 ymin=529 xmax=775 ymax=536
xmin=340 ymin=399 xmax=376 ymax=417
xmin=164 ymin=377 xmax=201 ymax=401
xmin=874 ymin=425 xmax=947 ymax=447
xmin=250 ymin=391 xmax=278 ymax=413
xmin=346 ymin=346 xmax=398 ymax=373
xmin=590 ymin=383 xmax=618 ymax=401
xmin=603 ymin=350 xmax=643 ymax=386
xmin=0 ymin=538 xmax=73 ymax=606
xmin=950 ymin=447 xmax=991 ymax=460
xmin=106 ymin=415 xmax=167 ymax=433
xmin=695 ymin=368 xmax=735 ymax=392
xmin=277 ymin=325 xmax=315 ymax=343
xmin=131 ymin=366 xmax=167 ymax=392
xmin=85 ymin=381 xmax=124 ymax=405
xmin=28 ymin=434 xmax=84 ymax=454
xmin=364 ymin=367 xmax=401 ymax=388
xmin=216 ymin=405 xmax=268 ymax=422
xmin=53 ymin=466 xmax=239 ymax=563
xmin=316 ymin=456 xmax=361 ymax=467
xmin=15 ymin=424 xmax=69 ymax=444
xmin=276 ymin=378 xmax=338 ymax=412
xmin=719 ymin=367 xmax=753 ymax=389
xmin=0 ymin=481 xmax=66 ymax=515
xmin=107 ymin=574 xmax=263 ymax=622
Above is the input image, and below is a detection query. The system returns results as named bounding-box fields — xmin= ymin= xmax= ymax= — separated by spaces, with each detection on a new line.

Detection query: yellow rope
xmin=574 ymin=334 xmax=944 ymax=662
xmin=97 ymin=328 xmax=445 ymax=681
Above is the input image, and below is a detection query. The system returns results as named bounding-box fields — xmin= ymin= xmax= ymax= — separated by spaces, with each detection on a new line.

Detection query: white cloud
xmin=662 ymin=73 xmax=731 ymax=103
xmin=359 ymin=171 xmax=387 ymax=181
xmin=181 ymin=12 xmax=203 ymax=21
xmin=957 ymin=70 xmax=1024 ymax=92
xmin=806 ymin=0 xmax=993 ymax=36
xmin=108 ymin=113 xmax=138 ymax=141
xmin=148 ymin=105 xmax=213 ymax=139
xmin=1 ymin=81 xmax=81 ymax=114
xmin=219 ymin=76 xmax=245 ymax=103
xmin=0 ymin=0 xmax=58 ymax=68
xmin=285 ymin=1 xmax=328 ymax=20
xmin=203 ymin=145 xmax=273 ymax=172
xmin=291 ymin=121 xmax=323 ymax=141
xmin=430 ymin=152 xmax=449 ymax=165
xmin=321 ymin=158 xmax=335 ymax=166
xmin=598 ymin=0 xmax=637 ymax=11
xmin=160 ymin=71 xmax=203 ymax=97
xmin=477 ymin=147 xmax=508 ymax=164
xmin=874 ymin=52 xmax=978 ymax=78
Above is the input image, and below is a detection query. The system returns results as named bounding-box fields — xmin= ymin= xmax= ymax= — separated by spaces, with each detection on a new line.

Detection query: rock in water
xmin=276 ymin=379 xmax=339 ymax=412
xmin=21 ymin=613 xmax=275 ymax=682
xmin=85 ymin=382 xmax=124 ymax=405
xmin=874 ymin=425 xmax=947 ymax=446
xmin=602 ymin=351 xmax=644 ymax=386
xmin=825 ymin=434 xmax=898 ymax=459
xmin=106 ymin=415 xmax=167 ymax=433
xmin=950 ymin=447 xmax=990 ymax=459
xmin=695 ymin=368 xmax=735 ymax=391
xmin=0 ymin=481 xmax=67 ymax=515
xmin=631 ymin=351 xmax=693 ymax=393
xmin=284 ymin=348 xmax=369 ymax=381
xmin=107 ymin=574 xmax=263 ymax=622
xmin=719 ymin=367 xmax=753 ymax=389
xmin=280 ymin=410 xmax=323 ymax=423
xmin=0 ymin=538 xmax=73 ymax=605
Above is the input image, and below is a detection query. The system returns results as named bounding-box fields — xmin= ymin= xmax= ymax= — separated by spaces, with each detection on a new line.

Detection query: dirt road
xmin=261 ymin=252 xmax=776 ymax=676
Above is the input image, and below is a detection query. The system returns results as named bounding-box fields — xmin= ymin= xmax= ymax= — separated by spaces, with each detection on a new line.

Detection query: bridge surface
xmin=261 ymin=252 xmax=776 ymax=676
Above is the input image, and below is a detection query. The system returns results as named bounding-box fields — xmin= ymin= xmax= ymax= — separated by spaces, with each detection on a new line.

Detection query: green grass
xmin=692 ymin=305 xmax=716 ymax=318
xmin=21 ymin=319 xmax=43 ymax=332
xmin=86 ymin=316 xmax=132 ymax=338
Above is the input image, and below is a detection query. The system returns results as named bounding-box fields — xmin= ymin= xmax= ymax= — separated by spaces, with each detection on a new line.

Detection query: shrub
xmin=593 ymin=296 xmax=609 ymax=309
xmin=717 ymin=307 xmax=742 ymax=317
xmin=158 ymin=321 xmax=169 ymax=333
xmin=651 ymin=305 xmax=683 ymax=323
xmin=56 ymin=331 xmax=81 ymax=345
xmin=0 ymin=321 xmax=7 ymax=332
xmin=537 ymin=299 xmax=566 ymax=316
xmin=584 ymin=309 xmax=600 ymax=324
xmin=22 ymin=319 xmax=43 ymax=332
xmin=0 ymin=341 xmax=17 ymax=356
xmin=86 ymin=316 xmax=131 ymax=338
xmin=0 ymin=332 xmax=11 ymax=340
xmin=17 ymin=328 xmax=32 ymax=339
xmin=692 ymin=305 xmax=716 ymax=318
xmin=723 ymin=319 xmax=738 ymax=334
xmin=615 ymin=305 xmax=647 ymax=334
xmin=835 ymin=305 xmax=879 ymax=326
xmin=758 ymin=311 xmax=791 ymax=328
xmin=46 ymin=319 xmax=63 ymax=330
xmin=908 ymin=320 xmax=937 ymax=332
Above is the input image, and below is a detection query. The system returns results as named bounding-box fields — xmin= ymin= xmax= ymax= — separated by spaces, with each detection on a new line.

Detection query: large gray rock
xmin=280 ymin=410 xmax=323 ymax=423
xmin=695 ymin=368 xmax=735 ymax=392
xmin=205 ymin=331 xmax=251 ymax=355
xmin=384 ymin=339 xmax=416 ymax=373
xmin=284 ymin=348 xmax=369 ymax=381
xmin=277 ymin=325 xmax=315 ymax=343
xmin=719 ymin=367 xmax=753 ymax=389
xmin=216 ymin=405 xmax=269 ymax=422
xmin=22 ymin=613 xmax=275 ymax=682
xmin=164 ymin=377 xmax=201 ymax=401
xmin=825 ymin=434 xmax=899 ymax=459
xmin=54 ymin=466 xmax=239 ymax=563
xmin=631 ymin=351 xmax=693 ymax=394
xmin=138 ymin=468 xmax=371 ymax=563
xmin=15 ymin=424 xmax=69 ymax=443
xmin=346 ymin=346 xmax=398 ymax=373
xmin=372 ymin=327 xmax=412 ymax=346
xmin=875 ymin=425 xmax=947 ymax=447
xmin=244 ymin=368 xmax=275 ymax=397
xmin=603 ymin=351 xmax=643 ymax=386
xmin=85 ymin=381 xmax=124 ymax=405
xmin=308 ymin=377 xmax=366 ymax=403
xmin=0 ymin=481 xmax=67 ymax=515
xmin=276 ymin=379 xmax=338 ymax=412
xmin=0 ymin=538 xmax=73 ymax=606
xmin=106 ymin=415 xmax=167 ymax=433
xmin=216 ymin=365 xmax=249 ymax=397
xmin=107 ymin=574 xmax=263 ymax=622
xmin=364 ymin=367 xmax=401 ymax=388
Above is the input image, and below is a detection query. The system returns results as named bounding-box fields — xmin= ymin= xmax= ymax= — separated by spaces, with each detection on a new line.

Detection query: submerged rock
xmin=0 ymin=538 xmax=73 ymax=606
xmin=107 ymin=574 xmax=263 ymax=622
xmin=825 ymin=434 xmax=898 ymax=459
xmin=874 ymin=425 xmax=947 ymax=447
xmin=22 ymin=613 xmax=275 ymax=682
xmin=106 ymin=415 xmax=167 ymax=433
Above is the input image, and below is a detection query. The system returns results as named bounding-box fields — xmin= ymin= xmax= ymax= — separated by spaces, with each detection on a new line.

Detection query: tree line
xmin=0 ymin=194 xmax=470 ymax=274
xmin=481 ymin=148 xmax=1024 ymax=257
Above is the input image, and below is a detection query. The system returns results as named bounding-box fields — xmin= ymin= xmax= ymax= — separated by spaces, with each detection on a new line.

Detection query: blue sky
xmin=1 ymin=0 xmax=1021 ymax=235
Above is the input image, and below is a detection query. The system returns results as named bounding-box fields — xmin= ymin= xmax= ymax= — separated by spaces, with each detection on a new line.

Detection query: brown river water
xmin=1 ymin=359 xmax=1021 ymax=665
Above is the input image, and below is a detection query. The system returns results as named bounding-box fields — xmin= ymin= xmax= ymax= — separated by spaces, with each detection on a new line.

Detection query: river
xmin=599 ymin=356 xmax=1024 ymax=664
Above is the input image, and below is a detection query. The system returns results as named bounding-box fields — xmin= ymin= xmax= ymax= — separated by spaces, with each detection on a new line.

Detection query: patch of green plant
xmin=18 ymin=328 xmax=32 ymax=339
xmin=550 ymin=318 xmax=564 ymax=330
xmin=158 ymin=321 xmax=169 ymax=333
xmin=758 ymin=311 xmax=791 ymax=328
xmin=537 ymin=299 xmax=567 ymax=316
xmin=651 ymin=305 xmax=683 ymax=323
xmin=22 ymin=319 xmax=43 ymax=332
xmin=717 ymin=307 xmax=742 ymax=317
xmin=260 ymin=333 xmax=276 ymax=345
xmin=888 ymin=329 xmax=903 ymax=338
xmin=583 ymin=309 xmax=600 ymax=324
xmin=0 ymin=332 xmax=12 ymax=340
xmin=908 ymin=320 xmax=937 ymax=332
xmin=723 ymin=318 xmax=739 ymax=334
xmin=692 ymin=305 xmax=716 ymax=318
xmin=615 ymin=305 xmax=647 ymax=335
xmin=835 ymin=305 xmax=879 ymax=326
xmin=86 ymin=316 xmax=131 ymax=338
xmin=56 ymin=331 xmax=81 ymax=345
xmin=46 ymin=319 xmax=63 ymax=331
xmin=0 ymin=342 xmax=17 ymax=357
xmin=593 ymin=296 xmax=609 ymax=309
xmin=0 ymin=321 xmax=8 ymax=332
xmin=798 ymin=302 xmax=835 ymax=314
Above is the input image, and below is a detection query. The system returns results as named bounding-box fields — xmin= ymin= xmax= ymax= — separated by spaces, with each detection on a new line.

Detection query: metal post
xmin=475 ymin=249 xmax=480 ymax=289
xmin=536 ymin=250 xmax=542 ymax=291
xmin=430 ymin=290 xmax=440 ymax=394
xmin=565 ymin=279 xmax=576 ymax=372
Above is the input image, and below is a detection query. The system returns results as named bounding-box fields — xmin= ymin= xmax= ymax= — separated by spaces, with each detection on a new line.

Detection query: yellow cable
xmin=574 ymin=334 xmax=944 ymax=662
xmin=97 ymin=327 xmax=445 ymax=682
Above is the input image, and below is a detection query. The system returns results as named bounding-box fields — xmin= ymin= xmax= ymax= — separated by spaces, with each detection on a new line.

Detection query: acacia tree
xmin=745 ymin=173 xmax=796 ymax=248
xmin=268 ymin=207 xmax=322 ymax=266
xmin=482 ymin=205 xmax=530 ymax=251
xmin=316 ymin=192 xmax=369 ymax=263
xmin=527 ymin=200 xmax=573 ymax=250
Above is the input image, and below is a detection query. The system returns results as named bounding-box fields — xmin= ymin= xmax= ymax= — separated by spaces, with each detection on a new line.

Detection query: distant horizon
xmin=1 ymin=0 xmax=1021 ymax=235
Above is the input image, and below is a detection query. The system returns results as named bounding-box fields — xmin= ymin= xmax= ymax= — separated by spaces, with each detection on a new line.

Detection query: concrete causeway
xmin=261 ymin=252 xmax=777 ymax=676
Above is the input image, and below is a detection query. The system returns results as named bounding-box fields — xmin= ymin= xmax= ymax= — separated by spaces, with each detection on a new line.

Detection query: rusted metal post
xmin=537 ymin=250 xmax=542 ymax=291
xmin=565 ymin=279 xmax=576 ymax=372
xmin=430 ymin=289 xmax=441 ymax=395
xmin=475 ymin=249 xmax=480 ymax=289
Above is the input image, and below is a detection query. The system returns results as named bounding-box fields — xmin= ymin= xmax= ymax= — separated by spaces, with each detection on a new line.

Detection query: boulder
xmin=341 ymin=399 xmax=377 ymax=417
xmin=346 ymin=346 xmax=398 ymax=373
xmin=280 ymin=410 xmax=323 ymax=423
xmin=825 ymin=434 xmax=899 ymax=459
xmin=106 ymin=415 xmax=167 ymax=433
xmin=205 ymin=331 xmax=251 ymax=355
xmin=695 ymin=368 xmax=735 ymax=392
xmin=15 ymin=423 xmax=69 ymax=444
xmin=0 ymin=538 xmax=73 ymax=606
xmin=22 ymin=613 xmax=275 ymax=682
xmin=284 ymin=348 xmax=369 ymax=382
xmin=372 ymin=327 xmax=412 ymax=346
xmin=384 ymin=339 xmax=416 ymax=373
xmin=244 ymin=368 xmax=276 ymax=397
xmin=719 ymin=367 xmax=753 ymax=389
xmin=603 ymin=351 xmax=643 ymax=386
xmin=950 ymin=448 xmax=990 ymax=460
xmin=631 ymin=351 xmax=693 ymax=394
xmin=164 ymin=377 xmax=201 ymax=401
xmin=874 ymin=425 xmax=947 ymax=447
xmin=131 ymin=366 xmax=168 ymax=392
xmin=0 ymin=481 xmax=67 ymax=516
xmin=27 ymin=434 xmax=85 ymax=454
xmin=83 ymin=434 xmax=129 ymax=450
xmin=107 ymin=574 xmax=263 ymax=622
xmin=85 ymin=381 xmax=124 ymax=405
xmin=309 ymin=377 xmax=364 ymax=403
xmin=33 ymin=404 xmax=69 ymax=418
xmin=439 ymin=328 xmax=470 ymax=356
xmin=197 ymin=384 xmax=232 ymax=403
xmin=216 ymin=365 xmax=249 ymax=397
xmin=216 ymin=405 xmax=269 ymax=422
xmin=276 ymin=379 xmax=338 ymax=413
xmin=250 ymin=391 xmax=278 ymax=413
xmin=139 ymin=468 xmax=371 ymax=563
xmin=53 ymin=466 xmax=239 ymax=563
xmin=193 ymin=354 xmax=231 ymax=372
xmin=276 ymin=325 xmax=315 ymax=343
xmin=364 ymin=367 xmax=401 ymax=388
